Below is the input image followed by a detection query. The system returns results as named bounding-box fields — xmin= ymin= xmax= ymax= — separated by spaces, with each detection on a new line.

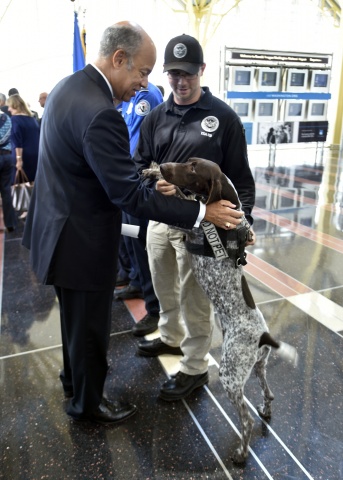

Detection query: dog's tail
xmin=259 ymin=332 xmax=298 ymax=367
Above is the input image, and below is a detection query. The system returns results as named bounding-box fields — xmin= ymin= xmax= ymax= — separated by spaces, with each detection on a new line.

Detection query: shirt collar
xmin=166 ymin=87 xmax=210 ymax=112
xmin=91 ymin=63 xmax=114 ymax=98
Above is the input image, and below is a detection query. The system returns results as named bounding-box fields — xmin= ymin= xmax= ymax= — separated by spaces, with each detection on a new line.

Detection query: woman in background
xmin=7 ymin=94 xmax=40 ymax=219
xmin=0 ymin=111 xmax=17 ymax=232
xmin=7 ymin=94 xmax=40 ymax=183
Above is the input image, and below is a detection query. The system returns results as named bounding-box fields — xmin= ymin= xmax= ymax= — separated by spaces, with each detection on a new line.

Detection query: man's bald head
xmin=98 ymin=21 xmax=156 ymax=67
xmin=94 ymin=21 xmax=156 ymax=102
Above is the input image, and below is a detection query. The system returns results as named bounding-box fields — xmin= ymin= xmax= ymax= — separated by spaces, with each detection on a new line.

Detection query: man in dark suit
xmin=22 ymin=21 xmax=237 ymax=425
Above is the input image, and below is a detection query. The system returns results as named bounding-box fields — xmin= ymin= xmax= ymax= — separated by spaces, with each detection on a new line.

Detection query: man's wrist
xmin=194 ymin=201 xmax=206 ymax=227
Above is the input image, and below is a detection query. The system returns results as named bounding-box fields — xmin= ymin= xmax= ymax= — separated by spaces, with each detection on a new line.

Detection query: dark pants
xmin=54 ymin=285 xmax=113 ymax=417
xmin=0 ymin=152 xmax=17 ymax=229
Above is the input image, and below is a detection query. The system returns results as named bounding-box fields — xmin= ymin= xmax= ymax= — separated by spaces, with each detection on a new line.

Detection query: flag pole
xmin=73 ymin=6 xmax=86 ymax=72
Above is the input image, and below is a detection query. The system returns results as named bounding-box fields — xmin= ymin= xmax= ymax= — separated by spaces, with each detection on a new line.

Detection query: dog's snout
xmin=160 ymin=163 xmax=174 ymax=173
xmin=160 ymin=163 xmax=176 ymax=182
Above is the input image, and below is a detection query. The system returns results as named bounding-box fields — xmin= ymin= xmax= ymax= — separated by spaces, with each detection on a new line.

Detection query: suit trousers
xmin=147 ymin=221 xmax=214 ymax=375
xmin=54 ymin=286 xmax=113 ymax=417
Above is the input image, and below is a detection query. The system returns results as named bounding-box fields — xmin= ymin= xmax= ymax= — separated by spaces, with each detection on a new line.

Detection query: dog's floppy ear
xmin=220 ymin=173 xmax=241 ymax=205
xmin=206 ymin=171 xmax=241 ymax=205
xmin=206 ymin=175 xmax=222 ymax=204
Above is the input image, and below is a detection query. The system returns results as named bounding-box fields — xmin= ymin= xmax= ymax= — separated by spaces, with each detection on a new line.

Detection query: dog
xmin=153 ymin=158 xmax=298 ymax=465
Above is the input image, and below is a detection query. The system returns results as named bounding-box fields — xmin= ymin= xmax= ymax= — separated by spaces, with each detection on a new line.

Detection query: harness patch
xmin=201 ymin=221 xmax=228 ymax=259
xmin=185 ymin=219 xmax=250 ymax=267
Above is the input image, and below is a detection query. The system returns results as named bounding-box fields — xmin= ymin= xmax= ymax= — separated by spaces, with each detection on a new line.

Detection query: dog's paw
xmin=277 ymin=342 xmax=299 ymax=367
xmin=231 ymin=448 xmax=248 ymax=466
xmin=256 ymin=403 xmax=272 ymax=419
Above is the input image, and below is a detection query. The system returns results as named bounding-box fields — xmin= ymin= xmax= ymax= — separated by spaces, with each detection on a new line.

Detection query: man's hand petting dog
xmin=156 ymin=179 xmax=251 ymax=233
xmin=204 ymin=200 xmax=244 ymax=230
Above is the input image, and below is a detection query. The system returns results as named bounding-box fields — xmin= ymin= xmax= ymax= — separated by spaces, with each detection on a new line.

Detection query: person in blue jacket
xmin=114 ymin=83 xmax=164 ymax=337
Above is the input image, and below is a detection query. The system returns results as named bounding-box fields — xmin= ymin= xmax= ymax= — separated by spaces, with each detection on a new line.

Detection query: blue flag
xmin=73 ymin=11 xmax=85 ymax=72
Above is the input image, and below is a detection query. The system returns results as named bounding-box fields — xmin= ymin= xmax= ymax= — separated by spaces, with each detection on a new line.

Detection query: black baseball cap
xmin=163 ymin=34 xmax=204 ymax=74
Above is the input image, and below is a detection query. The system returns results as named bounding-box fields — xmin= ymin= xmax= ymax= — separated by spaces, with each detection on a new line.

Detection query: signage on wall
xmin=297 ymin=121 xmax=328 ymax=143
xmin=223 ymin=47 xmax=332 ymax=144
xmin=237 ymin=121 xmax=328 ymax=145
xmin=229 ymin=50 xmax=331 ymax=66
xmin=227 ymin=92 xmax=331 ymax=100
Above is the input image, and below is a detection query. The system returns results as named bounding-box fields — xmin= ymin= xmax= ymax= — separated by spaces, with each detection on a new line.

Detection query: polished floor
xmin=0 ymin=144 xmax=343 ymax=480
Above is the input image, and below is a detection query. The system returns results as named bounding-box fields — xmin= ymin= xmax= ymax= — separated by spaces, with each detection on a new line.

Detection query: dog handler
xmin=134 ymin=34 xmax=256 ymax=401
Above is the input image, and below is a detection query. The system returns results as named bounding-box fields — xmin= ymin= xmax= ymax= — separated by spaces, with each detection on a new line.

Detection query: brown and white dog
xmin=157 ymin=157 xmax=298 ymax=465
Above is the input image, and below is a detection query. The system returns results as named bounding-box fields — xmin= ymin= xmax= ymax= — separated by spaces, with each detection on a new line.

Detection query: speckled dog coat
xmin=159 ymin=158 xmax=298 ymax=465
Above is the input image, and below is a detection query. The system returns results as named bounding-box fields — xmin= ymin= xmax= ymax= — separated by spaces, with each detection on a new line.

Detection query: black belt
xmin=0 ymin=149 xmax=11 ymax=155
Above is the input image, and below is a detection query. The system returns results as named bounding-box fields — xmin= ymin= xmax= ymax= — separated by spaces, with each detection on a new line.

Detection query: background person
xmin=8 ymin=87 xmax=19 ymax=96
xmin=114 ymin=82 xmax=163 ymax=337
xmin=0 ymin=93 xmax=11 ymax=116
xmin=38 ymin=92 xmax=48 ymax=108
xmin=22 ymin=22 xmax=234 ymax=426
xmin=0 ymin=111 xmax=17 ymax=232
xmin=156 ymin=85 xmax=165 ymax=98
xmin=38 ymin=92 xmax=48 ymax=125
xmin=134 ymin=34 xmax=256 ymax=402
xmin=6 ymin=94 xmax=40 ymax=183
xmin=8 ymin=88 xmax=39 ymax=120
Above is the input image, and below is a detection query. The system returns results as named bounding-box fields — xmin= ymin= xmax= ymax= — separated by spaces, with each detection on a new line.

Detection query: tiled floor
xmin=0 ymin=144 xmax=342 ymax=479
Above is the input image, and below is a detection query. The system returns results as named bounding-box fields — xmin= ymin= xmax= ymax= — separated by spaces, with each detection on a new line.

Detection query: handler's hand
xmin=204 ymin=200 xmax=244 ymax=230
xmin=156 ymin=179 xmax=177 ymax=196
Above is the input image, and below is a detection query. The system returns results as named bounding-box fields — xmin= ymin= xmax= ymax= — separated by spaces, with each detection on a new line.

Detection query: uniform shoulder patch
xmin=135 ymin=100 xmax=151 ymax=116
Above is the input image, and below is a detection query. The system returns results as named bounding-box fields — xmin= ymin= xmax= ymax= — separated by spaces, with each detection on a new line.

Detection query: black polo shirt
xmin=134 ymin=87 xmax=255 ymax=224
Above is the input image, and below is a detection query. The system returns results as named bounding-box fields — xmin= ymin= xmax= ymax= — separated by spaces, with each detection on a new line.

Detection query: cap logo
xmin=201 ymin=116 xmax=219 ymax=133
xmin=173 ymin=43 xmax=187 ymax=59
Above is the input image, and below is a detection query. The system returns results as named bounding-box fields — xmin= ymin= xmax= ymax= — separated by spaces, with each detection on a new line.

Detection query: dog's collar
xmin=195 ymin=194 xmax=207 ymax=203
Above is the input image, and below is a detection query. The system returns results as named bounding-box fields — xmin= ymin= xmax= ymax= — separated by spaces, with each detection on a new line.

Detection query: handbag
xmin=11 ymin=169 xmax=33 ymax=212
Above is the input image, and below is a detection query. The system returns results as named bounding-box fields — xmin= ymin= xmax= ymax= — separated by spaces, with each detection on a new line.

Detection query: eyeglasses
xmin=167 ymin=71 xmax=199 ymax=81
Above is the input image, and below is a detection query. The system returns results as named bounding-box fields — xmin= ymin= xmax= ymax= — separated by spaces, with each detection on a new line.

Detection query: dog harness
xmin=185 ymin=218 xmax=251 ymax=267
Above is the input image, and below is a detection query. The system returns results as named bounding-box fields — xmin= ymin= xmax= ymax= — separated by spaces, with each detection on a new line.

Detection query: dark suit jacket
xmin=22 ymin=64 xmax=199 ymax=290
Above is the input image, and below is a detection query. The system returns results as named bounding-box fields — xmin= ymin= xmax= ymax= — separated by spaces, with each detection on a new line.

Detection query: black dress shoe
xmin=159 ymin=371 xmax=209 ymax=401
xmin=114 ymin=284 xmax=143 ymax=300
xmin=137 ymin=337 xmax=183 ymax=357
xmin=69 ymin=398 xmax=137 ymax=425
xmin=63 ymin=387 xmax=74 ymax=398
xmin=132 ymin=314 xmax=159 ymax=336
